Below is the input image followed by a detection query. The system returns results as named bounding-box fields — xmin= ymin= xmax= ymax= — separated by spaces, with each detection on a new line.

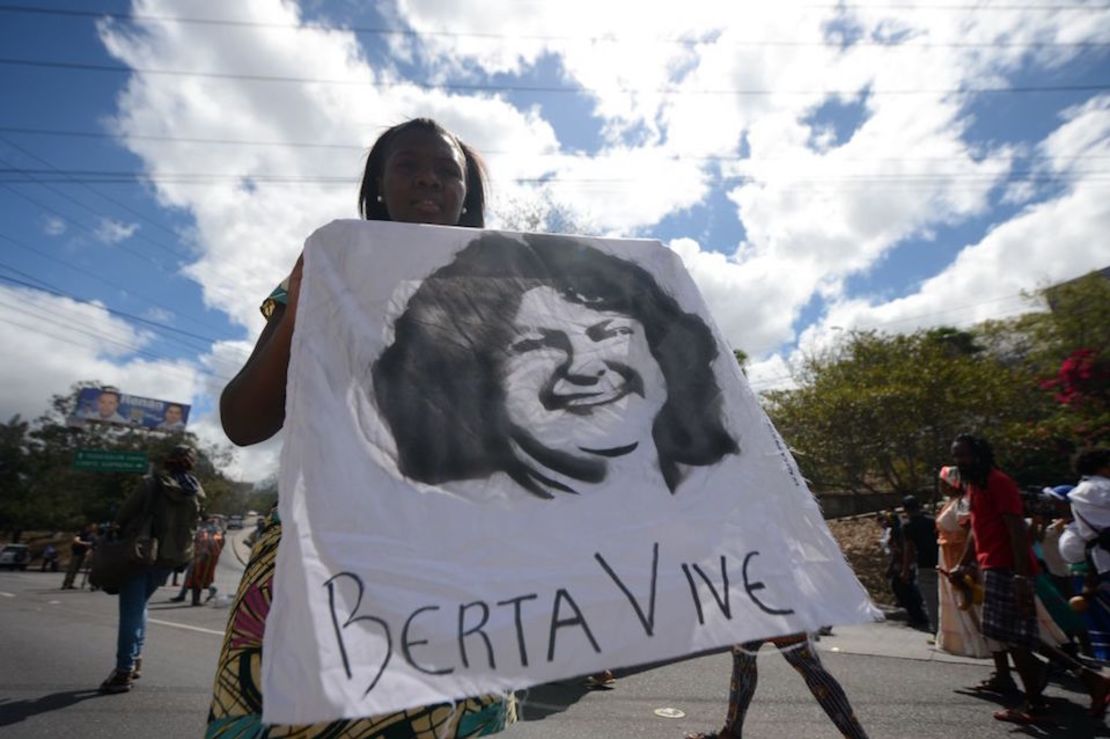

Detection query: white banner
xmin=262 ymin=220 xmax=878 ymax=724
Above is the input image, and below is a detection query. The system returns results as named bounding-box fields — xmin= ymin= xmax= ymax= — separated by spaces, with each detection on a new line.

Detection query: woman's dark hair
xmin=373 ymin=232 xmax=739 ymax=498
xmin=952 ymin=433 xmax=995 ymax=486
xmin=357 ymin=118 xmax=487 ymax=227
xmin=1074 ymin=447 xmax=1110 ymax=477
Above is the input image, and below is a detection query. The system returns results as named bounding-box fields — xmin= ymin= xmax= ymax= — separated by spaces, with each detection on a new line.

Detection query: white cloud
xmin=801 ymin=95 xmax=1110 ymax=345
xmin=43 ymin=216 xmax=67 ymax=236
xmin=77 ymin=0 xmax=1110 ymax=479
xmin=142 ymin=306 xmax=174 ymax=323
xmin=0 ymin=285 xmax=203 ymax=422
xmin=94 ymin=217 xmax=140 ymax=244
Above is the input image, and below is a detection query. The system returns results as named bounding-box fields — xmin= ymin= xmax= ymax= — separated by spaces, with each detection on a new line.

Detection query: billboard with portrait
xmin=261 ymin=220 xmax=878 ymax=724
xmin=69 ymin=387 xmax=190 ymax=431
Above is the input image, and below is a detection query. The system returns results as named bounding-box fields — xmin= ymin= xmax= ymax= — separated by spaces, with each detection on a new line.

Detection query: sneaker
xmin=99 ymin=668 xmax=133 ymax=694
xmin=131 ymin=657 xmax=142 ymax=680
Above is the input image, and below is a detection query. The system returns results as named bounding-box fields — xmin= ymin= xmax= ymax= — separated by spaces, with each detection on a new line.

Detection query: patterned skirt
xmin=206 ymin=517 xmax=515 ymax=738
xmin=981 ymin=568 xmax=1040 ymax=650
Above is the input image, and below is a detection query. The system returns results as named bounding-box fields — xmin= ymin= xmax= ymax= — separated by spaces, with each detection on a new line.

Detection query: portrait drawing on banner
xmin=372 ymin=232 xmax=739 ymax=499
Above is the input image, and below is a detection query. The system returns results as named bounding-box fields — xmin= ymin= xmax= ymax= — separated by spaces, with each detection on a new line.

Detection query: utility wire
xmin=0 ymin=155 xmax=192 ymax=260
xmin=0 ymin=3 xmax=1107 ymax=47
xmin=0 ymin=268 xmax=230 ymax=349
xmin=3 ymin=167 xmax=1108 ymax=185
xmin=0 ymin=133 xmax=192 ymax=246
xmin=2 ymin=57 xmax=1108 ymax=96
xmin=0 ymin=231 xmax=237 ymax=339
xmin=0 ymin=299 xmax=234 ymax=385
xmin=0 ymin=182 xmax=180 ymax=272
xmin=5 ymin=126 xmax=1110 ymax=168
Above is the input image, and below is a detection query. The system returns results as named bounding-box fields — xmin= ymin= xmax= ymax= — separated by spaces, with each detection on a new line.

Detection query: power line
xmin=0 ymin=182 xmax=180 ymax=272
xmin=0 ymin=231 xmax=236 ymax=339
xmin=0 ymin=297 xmax=234 ymax=386
xmin=2 ymin=56 xmax=1108 ymax=96
xmin=3 ymin=167 xmax=1107 ymax=189
xmin=0 ymin=4 xmax=1107 ymax=48
xmin=0 ymin=133 xmax=192 ymax=246
xmin=0 ymin=155 xmax=193 ymax=261
xmin=5 ymin=126 xmax=1110 ymax=169
xmin=0 ymin=268 xmax=229 ymax=350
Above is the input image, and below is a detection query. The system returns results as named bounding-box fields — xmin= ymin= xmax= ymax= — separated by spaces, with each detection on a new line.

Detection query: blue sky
xmin=1 ymin=0 xmax=1108 ymax=479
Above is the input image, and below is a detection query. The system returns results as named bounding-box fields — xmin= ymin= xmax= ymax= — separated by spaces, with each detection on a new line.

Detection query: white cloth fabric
xmin=261 ymin=221 xmax=878 ymax=724
xmin=1040 ymin=522 xmax=1071 ymax=578
xmin=1060 ymin=475 xmax=1110 ymax=574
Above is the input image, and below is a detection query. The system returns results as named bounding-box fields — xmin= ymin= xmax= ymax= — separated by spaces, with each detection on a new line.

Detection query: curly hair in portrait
xmin=372 ymin=232 xmax=739 ymax=499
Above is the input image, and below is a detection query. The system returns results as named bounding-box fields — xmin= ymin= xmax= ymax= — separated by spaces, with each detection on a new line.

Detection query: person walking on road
xmin=99 ymin=445 xmax=205 ymax=694
xmin=935 ymin=465 xmax=990 ymax=658
xmin=61 ymin=523 xmax=96 ymax=589
xmin=686 ymin=633 xmax=869 ymax=739
xmin=901 ymin=494 xmax=939 ymax=633
xmin=183 ymin=519 xmax=225 ymax=606
xmin=1060 ymin=447 xmax=1110 ymax=660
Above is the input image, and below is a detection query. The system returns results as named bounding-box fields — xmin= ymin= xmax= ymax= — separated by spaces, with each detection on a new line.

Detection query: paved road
xmin=2 ymin=534 xmax=1107 ymax=738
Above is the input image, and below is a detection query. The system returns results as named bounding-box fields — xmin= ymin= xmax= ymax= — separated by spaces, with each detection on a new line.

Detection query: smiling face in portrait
xmin=377 ymin=128 xmax=467 ymax=226
xmin=501 ymin=286 xmax=667 ymax=465
xmin=97 ymin=392 xmax=119 ymax=419
xmin=164 ymin=405 xmax=182 ymax=425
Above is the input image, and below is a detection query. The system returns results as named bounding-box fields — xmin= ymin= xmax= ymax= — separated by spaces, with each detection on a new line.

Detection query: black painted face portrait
xmin=503 ymin=285 xmax=668 ymax=465
xmin=372 ymin=233 xmax=738 ymax=499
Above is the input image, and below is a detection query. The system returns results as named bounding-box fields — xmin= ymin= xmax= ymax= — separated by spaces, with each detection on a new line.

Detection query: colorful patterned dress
xmin=206 ymin=286 xmax=516 ymax=738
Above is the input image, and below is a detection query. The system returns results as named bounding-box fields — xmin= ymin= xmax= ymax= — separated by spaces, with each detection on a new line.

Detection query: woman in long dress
xmin=935 ymin=466 xmax=991 ymax=658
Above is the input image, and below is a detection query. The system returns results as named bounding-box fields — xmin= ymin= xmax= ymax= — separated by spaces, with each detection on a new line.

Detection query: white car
xmin=0 ymin=544 xmax=31 ymax=570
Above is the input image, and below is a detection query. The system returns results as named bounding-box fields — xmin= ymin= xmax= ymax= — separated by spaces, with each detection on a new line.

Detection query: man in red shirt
xmin=951 ymin=434 xmax=1109 ymax=724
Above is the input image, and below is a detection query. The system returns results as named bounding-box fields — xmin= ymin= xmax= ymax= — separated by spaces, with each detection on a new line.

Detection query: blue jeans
xmin=116 ymin=567 xmax=171 ymax=671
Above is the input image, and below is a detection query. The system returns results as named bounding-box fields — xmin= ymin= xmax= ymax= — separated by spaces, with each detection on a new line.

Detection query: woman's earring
xmin=376 ymin=194 xmax=383 ymax=203
xmin=461 ymin=206 xmax=468 ymax=214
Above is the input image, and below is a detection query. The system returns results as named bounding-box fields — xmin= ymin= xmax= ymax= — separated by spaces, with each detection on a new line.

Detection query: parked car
xmin=227 ymin=515 xmax=244 ymax=530
xmin=0 ymin=543 xmax=31 ymax=571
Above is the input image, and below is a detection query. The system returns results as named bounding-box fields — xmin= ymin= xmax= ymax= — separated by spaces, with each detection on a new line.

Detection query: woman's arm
xmin=220 ymin=256 xmax=303 ymax=446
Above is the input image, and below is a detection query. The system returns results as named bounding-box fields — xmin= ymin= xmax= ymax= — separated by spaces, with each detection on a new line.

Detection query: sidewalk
xmin=816 ymin=617 xmax=988 ymax=667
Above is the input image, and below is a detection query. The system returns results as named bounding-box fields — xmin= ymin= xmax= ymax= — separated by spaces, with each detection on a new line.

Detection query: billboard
xmin=68 ymin=387 xmax=191 ymax=431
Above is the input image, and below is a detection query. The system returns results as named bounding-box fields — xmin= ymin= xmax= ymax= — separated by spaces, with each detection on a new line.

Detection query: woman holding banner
xmin=210 ymin=119 xmax=513 ymax=738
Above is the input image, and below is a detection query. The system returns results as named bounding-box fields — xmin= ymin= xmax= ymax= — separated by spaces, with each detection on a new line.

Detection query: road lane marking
xmin=148 ymin=617 xmax=224 ymax=636
xmin=0 ymin=591 xmax=14 ymax=598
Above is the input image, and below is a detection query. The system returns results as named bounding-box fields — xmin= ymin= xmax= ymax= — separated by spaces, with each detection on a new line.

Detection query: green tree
xmin=3 ymin=384 xmax=240 ymax=537
xmin=764 ymin=328 xmax=1034 ymax=496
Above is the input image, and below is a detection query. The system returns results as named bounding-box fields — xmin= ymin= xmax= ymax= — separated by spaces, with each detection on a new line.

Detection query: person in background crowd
xmin=1027 ymin=487 xmax=1092 ymax=658
xmin=874 ymin=510 xmax=901 ymax=608
xmin=61 ymin=523 xmax=96 ymax=589
xmin=40 ymin=542 xmax=59 ymax=572
xmin=99 ymin=445 xmax=204 ymax=694
xmin=886 ymin=510 xmax=929 ymax=629
xmin=950 ymin=435 xmax=1109 ymax=725
xmin=1036 ymin=485 xmax=1077 ymax=599
xmin=1060 ymin=447 xmax=1110 ymax=661
xmin=935 ymin=466 xmax=990 ymax=658
xmin=901 ymin=494 xmax=939 ymax=634
xmin=184 ymin=518 xmax=225 ymax=606
xmin=686 ymin=634 xmax=869 ymax=739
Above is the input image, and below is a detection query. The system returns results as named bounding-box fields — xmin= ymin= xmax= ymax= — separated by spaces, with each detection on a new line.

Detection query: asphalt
xmin=1 ymin=532 xmax=1108 ymax=738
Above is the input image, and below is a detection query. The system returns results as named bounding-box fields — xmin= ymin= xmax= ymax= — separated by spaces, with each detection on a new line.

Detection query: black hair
xmin=358 ymin=118 xmax=487 ymax=228
xmin=952 ymin=433 xmax=995 ymax=486
xmin=99 ymin=388 xmax=120 ymax=400
xmin=1074 ymin=447 xmax=1110 ymax=477
xmin=373 ymin=232 xmax=739 ymax=498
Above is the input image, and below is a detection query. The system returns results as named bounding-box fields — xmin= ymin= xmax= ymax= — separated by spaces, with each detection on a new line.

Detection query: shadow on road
xmin=516 ymin=680 xmax=593 ymax=722
xmin=0 ymin=689 xmax=104 ymax=727
xmin=954 ymin=683 xmax=1110 ymax=738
